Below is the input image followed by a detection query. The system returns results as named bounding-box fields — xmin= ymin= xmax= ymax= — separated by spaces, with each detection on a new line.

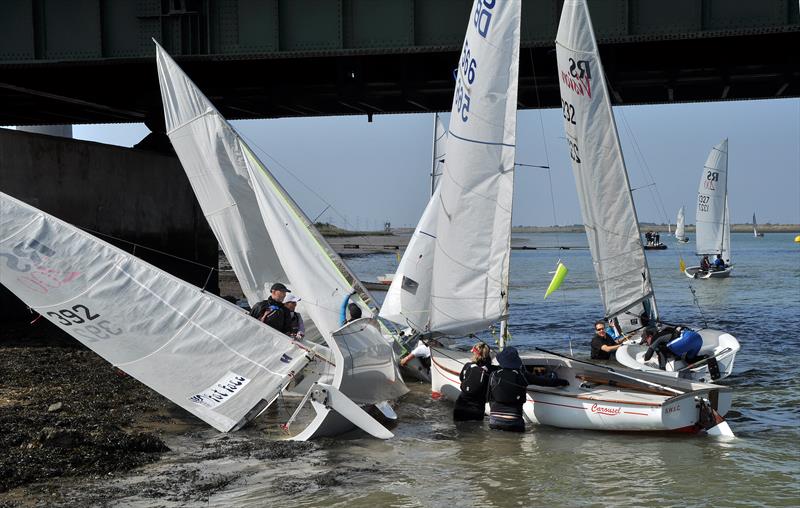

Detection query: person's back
xmin=487 ymin=347 xmax=528 ymax=432
xmin=700 ymin=256 xmax=710 ymax=271
xmin=714 ymin=255 xmax=725 ymax=270
xmin=454 ymin=342 xmax=494 ymax=422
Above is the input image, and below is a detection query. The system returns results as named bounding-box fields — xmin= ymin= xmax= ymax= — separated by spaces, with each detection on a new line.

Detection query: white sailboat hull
xmin=431 ymin=348 xmax=732 ymax=433
xmin=684 ymin=265 xmax=733 ymax=278
xmin=616 ymin=329 xmax=740 ymax=382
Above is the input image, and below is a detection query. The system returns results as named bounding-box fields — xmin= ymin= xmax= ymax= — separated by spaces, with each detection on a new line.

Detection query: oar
xmin=534 ymin=347 xmax=683 ymax=395
xmin=677 ymin=347 xmax=733 ymax=372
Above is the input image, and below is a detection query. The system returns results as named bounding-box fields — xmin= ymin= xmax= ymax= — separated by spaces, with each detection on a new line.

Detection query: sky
xmin=69 ymin=97 xmax=800 ymax=229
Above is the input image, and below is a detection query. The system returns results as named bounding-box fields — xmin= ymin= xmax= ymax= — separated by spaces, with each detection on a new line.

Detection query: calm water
xmin=113 ymin=233 xmax=800 ymax=506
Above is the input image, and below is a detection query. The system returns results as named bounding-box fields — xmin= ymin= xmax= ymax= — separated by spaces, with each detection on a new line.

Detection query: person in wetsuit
xmin=487 ymin=347 xmax=569 ymax=432
xmin=453 ymin=342 xmax=495 ymax=422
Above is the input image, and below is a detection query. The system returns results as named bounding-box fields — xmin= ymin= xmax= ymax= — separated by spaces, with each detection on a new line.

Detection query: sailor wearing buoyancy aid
xmin=453 ymin=342 xmax=495 ymax=421
xmin=488 ymin=347 xmax=569 ymax=432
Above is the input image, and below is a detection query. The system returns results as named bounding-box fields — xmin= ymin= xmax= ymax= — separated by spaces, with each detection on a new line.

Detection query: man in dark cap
xmin=249 ymin=282 xmax=292 ymax=334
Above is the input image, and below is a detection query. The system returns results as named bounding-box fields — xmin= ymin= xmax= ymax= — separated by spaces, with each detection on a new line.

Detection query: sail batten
xmin=555 ymin=0 xmax=656 ymax=322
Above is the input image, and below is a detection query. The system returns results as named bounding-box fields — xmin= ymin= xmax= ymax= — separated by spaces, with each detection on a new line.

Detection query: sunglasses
xmin=595 ymin=328 xmax=605 ymax=332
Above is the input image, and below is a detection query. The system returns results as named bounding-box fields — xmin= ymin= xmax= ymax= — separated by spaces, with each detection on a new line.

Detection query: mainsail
xmin=382 ymin=0 xmax=521 ymax=336
xmin=0 ymin=192 xmax=308 ymax=433
xmin=752 ymin=212 xmax=761 ymax=237
xmin=555 ymin=0 xmax=656 ymax=323
xmin=427 ymin=0 xmax=521 ymax=336
xmin=155 ymin=42 xmax=407 ymax=413
xmin=156 ymin=42 xmax=386 ymax=344
xmin=695 ymin=139 xmax=730 ymax=261
xmin=675 ymin=206 xmax=686 ymax=241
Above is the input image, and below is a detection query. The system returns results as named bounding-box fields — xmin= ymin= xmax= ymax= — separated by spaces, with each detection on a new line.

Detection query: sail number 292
xmin=47 ymin=304 xmax=122 ymax=342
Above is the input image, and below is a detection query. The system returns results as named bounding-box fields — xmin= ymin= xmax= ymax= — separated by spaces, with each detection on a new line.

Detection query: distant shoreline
xmin=324 ymin=224 xmax=800 ymax=237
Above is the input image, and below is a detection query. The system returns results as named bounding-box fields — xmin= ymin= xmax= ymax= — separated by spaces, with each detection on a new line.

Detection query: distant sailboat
xmin=675 ymin=206 xmax=690 ymax=243
xmin=753 ymin=212 xmax=765 ymax=238
xmin=684 ymin=140 xmax=733 ymax=279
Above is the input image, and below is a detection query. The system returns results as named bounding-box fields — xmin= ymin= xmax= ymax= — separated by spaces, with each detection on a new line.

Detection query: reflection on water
xmin=104 ymin=234 xmax=800 ymax=506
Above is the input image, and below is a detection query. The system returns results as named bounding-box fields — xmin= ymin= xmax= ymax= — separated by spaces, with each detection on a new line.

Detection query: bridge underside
xmin=4 ymin=31 xmax=798 ymax=129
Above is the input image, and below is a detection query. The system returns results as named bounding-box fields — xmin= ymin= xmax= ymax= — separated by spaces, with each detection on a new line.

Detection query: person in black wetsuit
xmin=453 ymin=342 xmax=495 ymax=422
xmin=248 ymin=282 xmax=292 ymax=334
xmin=487 ymin=347 xmax=569 ymax=432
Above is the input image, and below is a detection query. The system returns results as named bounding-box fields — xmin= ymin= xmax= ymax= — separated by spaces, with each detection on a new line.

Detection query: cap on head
xmin=270 ymin=282 xmax=290 ymax=293
xmin=496 ymin=346 xmax=523 ymax=370
xmin=284 ymin=294 xmax=301 ymax=304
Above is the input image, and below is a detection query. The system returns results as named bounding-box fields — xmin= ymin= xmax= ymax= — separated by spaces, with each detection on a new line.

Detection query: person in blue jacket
xmin=643 ymin=327 xmax=703 ymax=369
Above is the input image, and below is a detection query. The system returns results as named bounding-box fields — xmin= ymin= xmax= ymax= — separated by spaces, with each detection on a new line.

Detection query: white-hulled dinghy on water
xmin=0 ymin=193 xmax=393 ymax=440
xmin=555 ymin=0 xmax=740 ymax=383
xmin=431 ymin=348 xmax=733 ymax=436
xmin=685 ymin=140 xmax=733 ymax=279
xmin=154 ymin=41 xmax=408 ymax=438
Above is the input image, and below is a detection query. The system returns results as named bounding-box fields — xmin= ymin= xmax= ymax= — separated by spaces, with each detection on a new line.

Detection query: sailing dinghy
xmin=752 ymin=213 xmax=765 ymax=238
xmin=675 ymin=206 xmax=690 ymax=243
xmin=0 ymin=192 xmax=394 ymax=439
xmin=556 ymin=0 xmax=739 ymax=383
xmin=154 ymin=42 xmax=407 ymax=439
xmin=402 ymin=0 xmax=733 ymax=435
xmin=684 ymin=140 xmax=733 ymax=278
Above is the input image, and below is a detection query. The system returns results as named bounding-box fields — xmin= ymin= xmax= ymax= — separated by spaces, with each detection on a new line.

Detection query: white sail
xmin=752 ymin=212 xmax=759 ymax=237
xmin=427 ymin=0 xmax=521 ymax=336
xmin=430 ymin=113 xmax=448 ymax=194
xmin=380 ymin=184 xmax=440 ymax=330
xmin=555 ymin=0 xmax=656 ymax=321
xmin=695 ymin=139 xmax=729 ymax=258
xmin=676 ymin=206 xmax=686 ymax=240
xmin=723 ymin=199 xmax=731 ymax=262
xmin=0 ymin=192 xmax=309 ymax=433
xmin=155 ymin=43 xmax=407 ymax=407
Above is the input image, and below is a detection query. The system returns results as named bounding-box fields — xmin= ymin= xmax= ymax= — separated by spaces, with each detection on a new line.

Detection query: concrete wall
xmin=0 ymin=129 xmax=219 ymax=321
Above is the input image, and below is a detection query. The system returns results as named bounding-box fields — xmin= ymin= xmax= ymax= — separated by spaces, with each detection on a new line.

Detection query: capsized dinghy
xmin=431 ymin=347 xmax=733 ymax=435
xmin=154 ymin=41 xmax=408 ymax=437
xmin=617 ymin=329 xmax=740 ymax=382
xmin=0 ymin=192 xmax=397 ymax=440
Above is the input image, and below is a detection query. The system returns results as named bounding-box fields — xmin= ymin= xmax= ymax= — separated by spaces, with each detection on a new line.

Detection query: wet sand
xmin=0 ymin=271 xmax=319 ymax=506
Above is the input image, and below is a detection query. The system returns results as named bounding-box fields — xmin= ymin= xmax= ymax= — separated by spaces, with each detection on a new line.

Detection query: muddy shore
xmin=0 ymin=272 xmax=321 ymax=506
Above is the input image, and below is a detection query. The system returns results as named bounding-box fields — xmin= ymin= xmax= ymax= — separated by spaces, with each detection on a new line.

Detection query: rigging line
xmin=237 ymin=131 xmax=354 ymax=229
xmin=523 ymin=21 xmax=558 ymax=232
xmin=76 ymin=225 xmax=219 ymax=272
xmin=515 ymin=162 xmax=550 ymax=169
xmin=616 ymin=110 xmax=671 ymax=227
